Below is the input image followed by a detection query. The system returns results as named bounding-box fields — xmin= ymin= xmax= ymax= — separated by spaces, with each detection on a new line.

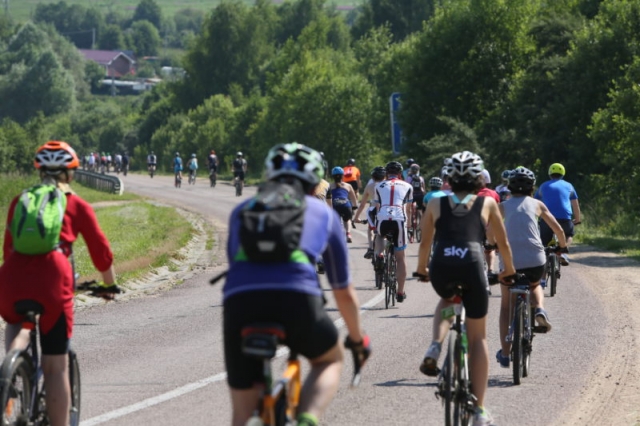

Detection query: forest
xmin=0 ymin=0 xmax=638 ymax=234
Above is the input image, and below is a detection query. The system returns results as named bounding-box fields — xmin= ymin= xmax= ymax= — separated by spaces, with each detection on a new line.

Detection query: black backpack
xmin=238 ymin=180 xmax=307 ymax=262
xmin=233 ymin=158 xmax=244 ymax=170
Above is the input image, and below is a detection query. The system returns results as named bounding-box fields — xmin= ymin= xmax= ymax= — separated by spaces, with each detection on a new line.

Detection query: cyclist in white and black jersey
xmin=373 ymin=161 xmax=413 ymax=302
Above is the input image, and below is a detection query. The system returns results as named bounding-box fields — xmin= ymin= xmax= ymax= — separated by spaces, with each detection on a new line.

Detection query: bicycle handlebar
xmin=76 ymin=280 xmax=123 ymax=300
xmin=344 ymin=335 xmax=371 ymax=388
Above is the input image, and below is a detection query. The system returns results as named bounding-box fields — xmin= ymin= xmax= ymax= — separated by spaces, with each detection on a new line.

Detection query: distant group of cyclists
xmin=82 ymin=151 xmax=129 ymax=175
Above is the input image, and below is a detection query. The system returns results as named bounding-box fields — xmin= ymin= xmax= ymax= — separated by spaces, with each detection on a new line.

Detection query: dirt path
xmin=553 ymin=245 xmax=640 ymax=425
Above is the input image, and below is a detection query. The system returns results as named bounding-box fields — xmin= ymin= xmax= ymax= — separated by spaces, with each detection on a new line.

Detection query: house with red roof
xmin=79 ymin=49 xmax=136 ymax=78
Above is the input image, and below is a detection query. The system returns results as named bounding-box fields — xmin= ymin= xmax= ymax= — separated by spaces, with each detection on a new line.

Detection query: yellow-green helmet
xmin=548 ymin=163 xmax=565 ymax=177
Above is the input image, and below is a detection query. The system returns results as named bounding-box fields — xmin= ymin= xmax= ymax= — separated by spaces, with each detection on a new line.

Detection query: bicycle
xmin=414 ymin=272 xmax=499 ymax=426
xmin=209 ymin=169 xmax=217 ymax=187
xmin=234 ymin=176 xmax=243 ymax=196
xmin=374 ymin=233 xmax=397 ymax=309
xmin=408 ymin=204 xmax=421 ymax=244
xmin=175 ymin=172 xmax=182 ymax=188
xmin=148 ymin=164 xmax=156 ymax=178
xmin=497 ymin=273 xmax=549 ymax=385
xmin=188 ymin=170 xmax=196 ymax=185
xmin=0 ymin=282 xmax=120 ymax=426
xmin=241 ymin=324 xmax=368 ymax=426
xmin=541 ymin=240 xmax=568 ymax=297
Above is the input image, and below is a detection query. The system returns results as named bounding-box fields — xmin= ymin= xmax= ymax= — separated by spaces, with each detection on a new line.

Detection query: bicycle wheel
xmin=512 ymin=300 xmax=524 ymax=385
xmin=549 ymin=255 xmax=557 ymax=297
xmin=522 ymin=308 xmax=533 ymax=378
xmin=390 ymin=254 xmax=397 ymax=307
xmin=443 ymin=335 xmax=455 ymax=426
xmin=69 ymin=350 xmax=81 ymax=426
xmin=274 ymin=389 xmax=288 ymax=426
xmin=0 ymin=351 xmax=32 ymax=426
xmin=384 ymin=261 xmax=391 ymax=309
xmin=375 ymin=270 xmax=383 ymax=290
xmin=453 ymin=337 xmax=472 ymax=426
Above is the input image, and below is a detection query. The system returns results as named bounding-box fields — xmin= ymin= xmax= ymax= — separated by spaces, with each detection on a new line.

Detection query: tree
xmin=133 ymin=0 xmax=162 ymax=30
xmin=33 ymin=2 xmax=103 ymax=48
xmin=352 ymin=0 xmax=437 ymax=42
xmin=276 ymin=0 xmax=327 ymax=45
xmin=99 ymin=24 xmax=126 ymax=50
xmin=130 ymin=20 xmax=161 ymax=56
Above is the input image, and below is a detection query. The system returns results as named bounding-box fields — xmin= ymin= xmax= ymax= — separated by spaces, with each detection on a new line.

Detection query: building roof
xmin=78 ymin=49 xmax=135 ymax=66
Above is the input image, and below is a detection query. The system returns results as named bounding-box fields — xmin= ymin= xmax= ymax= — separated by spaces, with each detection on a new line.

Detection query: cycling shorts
xmin=414 ymin=196 xmax=425 ymax=212
xmin=429 ymin=258 xmax=488 ymax=319
xmin=539 ymin=218 xmax=574 ymax=246
xmin=333 ymin=204 xmax=353 ymax=223
xmin=209 ymin=165 xmax=217 ymax=173
xmin=377 ymin=219 xmax=407 ymax=250
xmin=234 ymin=171 xmax=245 ymax=181
xmin=224 ymin=291 xmax=338 ymax=389
xmin=346 ymin=181 xmax=358 ymax=194
xmin=514 ymin=265 xmax=545 ymax=285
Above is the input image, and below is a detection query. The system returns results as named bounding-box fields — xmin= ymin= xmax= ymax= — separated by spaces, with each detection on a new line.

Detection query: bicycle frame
xmin=259 ymin=354 xmax=301 ymax=425
xmin=506 ymin=285 xmax=532 ymax=345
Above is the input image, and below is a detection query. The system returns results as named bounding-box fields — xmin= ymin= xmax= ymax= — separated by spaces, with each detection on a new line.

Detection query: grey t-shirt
xmin=500 ymin=196 xmax=546 ymax=270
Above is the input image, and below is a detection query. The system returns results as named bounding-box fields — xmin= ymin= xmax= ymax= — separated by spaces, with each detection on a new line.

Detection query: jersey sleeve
xmin=2 ymin=197 xmax=18 ymax=261
xmin=70 ymin=197 xmax=114 ymax=272
xmin=569 ymin=184 xmax=578 ymax=200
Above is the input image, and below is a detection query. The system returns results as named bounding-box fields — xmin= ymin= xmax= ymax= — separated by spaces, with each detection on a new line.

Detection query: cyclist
xmin=147 ymin=151 xmax=157 ymax=174
xmin=353 ymin=166 xmax=386 ymax=259
xmin=415 ymin=151 xmax=515 ymax=426
xmin=121 ymin=151 xmax=129 ymax=175
xmin=330 ymin=166 xmax=358 ymax=243
xmin=232 ymin=152 xmax=247 ymax=188
xmin=106 ymin=152 xmax=112 ymax=172
xmin=0 ymin=141 xmax=119 ymax=426
xmin=402 ymin=158 xmax=415 ymax=180
xmin=223 ymin=143 xmax=369 ymax=426
xmin=493 ymin=167 xmax=567 ymax=368
xmin=173 ymin=152 xmax=183 ymax=182
xmin=187 ymin=153 xmax=198 ymax=182
xmin=373 ymin=161 xmax=413 ymax=302
xmin=208 ymin=149 xmax=218 ymax=178
xmin=406 ymin=164 xmax=426 ymax=240
xmin=114 ymin=152 xmax=122 ymax=173
xmin=495 ymin=170 xmax=512 ymax=202
xmin=342 ymin=158 xmax=361 ymax=195
xmin=87 ymin=151 xmax=95 ymax=172
xmin=423 ymin=176 xmax=447 ymax=204
xmin=534 ymin=163 xmax=581 ymax=265
xmin=313 ymin=177 xmax=332 ymax=207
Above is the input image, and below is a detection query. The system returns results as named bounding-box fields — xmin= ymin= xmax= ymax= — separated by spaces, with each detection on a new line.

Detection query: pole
xmin=92 ymin=28 xmax=95 ymax=48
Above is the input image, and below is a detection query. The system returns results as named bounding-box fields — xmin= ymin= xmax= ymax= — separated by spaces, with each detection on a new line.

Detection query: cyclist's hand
xmin=90 ymin=284 xmax=123 ymax=300
xmin=555 ymin=246 xmax=569 ymax=254
xmin=499 ymin=272 xmax=517 ymax=286
xmin=572 ymin=219 xmax=582 ymax=225
xmin=344 ymin=334 xmax=371 ymax=384
xmin=413 ymin=270 xmax=430 ymax=282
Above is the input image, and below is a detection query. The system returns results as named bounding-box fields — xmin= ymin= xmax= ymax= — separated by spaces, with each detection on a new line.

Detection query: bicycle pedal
xmin=533 ymin=326 xmax=549 ymax=334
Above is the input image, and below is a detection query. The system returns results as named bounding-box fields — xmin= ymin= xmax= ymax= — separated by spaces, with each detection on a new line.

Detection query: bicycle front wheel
xmin=549 ymin=256 xmax=558 ymax=297
xmin=386 ymin=249 xmax=397 ymax=307
xmin=512 ymin=301 xmax=524 ymax=385
xmin=0 ymin=350 xmax=32 ymax=426
xmin=69 ymin=350 xmax=81 ymax=426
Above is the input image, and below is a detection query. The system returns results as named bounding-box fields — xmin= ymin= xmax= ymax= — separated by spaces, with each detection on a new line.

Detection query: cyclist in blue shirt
xmin=534 ymin=163 xmax=581 ymax=265
xmin=422 ymin=177 xmax=448 ymax=204
xmin=223 ymin=143 xmax=369 ymax=426
xmin=173 ymin=152 xmax=183 ymax=181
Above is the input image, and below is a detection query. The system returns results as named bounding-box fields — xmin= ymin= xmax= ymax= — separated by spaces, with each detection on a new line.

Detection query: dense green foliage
xmin=1 ymin=0 xmax=639 ymax=237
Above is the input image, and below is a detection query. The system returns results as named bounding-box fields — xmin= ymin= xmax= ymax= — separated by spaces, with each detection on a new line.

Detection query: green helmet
xmin=265 ymin=142 xmax=324 ymax=186
xmin=548 ymin=163 xmax=565 ymax=176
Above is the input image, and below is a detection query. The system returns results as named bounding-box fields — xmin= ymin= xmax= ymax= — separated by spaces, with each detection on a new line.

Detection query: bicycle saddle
xmin=241 ymin=323 xmax=286 ymax=359
xmin=14 ymin=300 xmax=44 ymax=316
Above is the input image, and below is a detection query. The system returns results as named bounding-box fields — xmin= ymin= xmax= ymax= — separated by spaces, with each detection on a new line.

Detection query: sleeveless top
xmin=432 ymin=196 xmax=485 ymax=265
xmin=500 ymin=196 xmax=545 ymax=269
xmin=330 ymin=184 xmax=351 ymax=208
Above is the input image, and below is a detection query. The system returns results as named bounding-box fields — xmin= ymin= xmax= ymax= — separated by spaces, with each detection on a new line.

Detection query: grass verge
xmin=574 ymin=227 xmax=640 ymax=262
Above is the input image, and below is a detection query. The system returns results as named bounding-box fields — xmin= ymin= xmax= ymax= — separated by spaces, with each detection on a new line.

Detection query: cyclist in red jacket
xmin=0 ymin=141 xmax=119 ymax=426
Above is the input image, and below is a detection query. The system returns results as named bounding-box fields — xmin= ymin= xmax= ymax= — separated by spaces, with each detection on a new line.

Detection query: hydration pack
xmin=237 ymin=180 xmax=307 ymax=263
xmin=10 ymin=184 xmax=67 ymax=255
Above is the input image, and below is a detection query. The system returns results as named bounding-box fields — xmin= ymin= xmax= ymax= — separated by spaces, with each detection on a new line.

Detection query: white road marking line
xmin=81 ymin=291 xmax=385 ymax=425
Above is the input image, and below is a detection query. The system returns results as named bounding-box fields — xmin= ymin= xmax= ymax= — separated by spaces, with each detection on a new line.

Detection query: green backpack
xmin=10 ymin=184 xmax=67 ymax=255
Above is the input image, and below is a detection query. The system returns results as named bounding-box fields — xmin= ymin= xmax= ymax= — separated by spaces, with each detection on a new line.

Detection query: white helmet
xmin=445 ymin=151 xmax=484 ymax=181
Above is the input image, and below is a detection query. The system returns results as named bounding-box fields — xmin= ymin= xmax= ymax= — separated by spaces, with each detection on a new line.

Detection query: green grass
xmin=8 ymin=0 xmax=362 ymax=22
xmin=72 ymin=181 xmax=140 ymax=203
xmin=575 ymin=228 xmax=640 ymax=262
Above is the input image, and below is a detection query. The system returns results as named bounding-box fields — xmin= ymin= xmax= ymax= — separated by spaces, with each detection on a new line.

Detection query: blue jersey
xmin=223 ymin=196 xmax=350 ymax=300
xmin=330 ymin=185 xmax=352 ymax=208
xmin=424 ymin=190 xmax=447 ymax=204
xmin=174 ymin=157 xmax=183 ymax=172
xmin=534 ymin=178 xmax=578 ymax=220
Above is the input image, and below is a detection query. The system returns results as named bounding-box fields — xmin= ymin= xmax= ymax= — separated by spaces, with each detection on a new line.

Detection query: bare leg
xmin=297 ymin=343 xmax=344 ymax=420
xmin=431 ymin=298 xmax=454 ymax=344
xmin=4 ymin=324 xmax=29 ymax=352
xmin=466 ymin=317 xmax=489 ymax=408
xmin=395 ymin=250 xmax=407 ymax=294
xmin=42 ymin=354 xmax=70 ymax=426
xmin=230 ymin=387 xmax=261 ymax=426
xmin=499 ymin=285 xmax=512 ymax=355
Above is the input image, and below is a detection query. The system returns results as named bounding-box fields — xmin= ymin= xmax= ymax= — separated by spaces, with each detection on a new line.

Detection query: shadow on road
xmin=374 ymin=378 xmax=431 ymax=388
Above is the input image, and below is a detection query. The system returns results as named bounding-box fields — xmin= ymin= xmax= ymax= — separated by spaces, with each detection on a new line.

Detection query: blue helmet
xmin=331 ymin=166 xmax=344 ymax=176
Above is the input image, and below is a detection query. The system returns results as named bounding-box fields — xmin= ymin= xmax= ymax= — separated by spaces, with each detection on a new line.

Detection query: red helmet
xmin=34 ymin=141 xmax=80 ymax=170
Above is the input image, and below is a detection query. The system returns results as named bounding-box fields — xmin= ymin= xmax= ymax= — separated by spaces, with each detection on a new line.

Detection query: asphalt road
xmin=30 ymin=173 xmax=624 ymax=425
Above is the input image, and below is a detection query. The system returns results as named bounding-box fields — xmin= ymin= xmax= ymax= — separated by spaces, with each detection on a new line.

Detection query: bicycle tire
xmin=69 ymin=350 xmax=81 ymax=426
xmin=0 ymin=351 xmax=32 ymax=426
xmin=549 ymin=255 xmax=557 ymax=297
xmin=386 ymin=249 xmax=396 ymax=307
xmin=454 ymin=334 xmax=473 ymax=426
xmin=523 ymin=308 xmax=533 ymax=378
xmin=375 ymin=269 xmax=383 ymax=290
xmin=274 ymin=389 xmax=288 ymax=426
xmin=512 ymin=301 xmax=524 ymax=385
xmin=384 ymin=264 xmax=391 ymax=309
xmin=443 ymin=335 xmax=455 ymax=426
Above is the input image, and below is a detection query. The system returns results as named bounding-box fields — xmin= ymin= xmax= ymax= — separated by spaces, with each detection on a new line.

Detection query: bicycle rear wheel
xmin=0 ymin=351 xmax=32 ymax=426
xmin=549 ymin=255 xmax=557 ymax=297
xmin=523 ymin=308 xmax=533 ymax=378
xmin=453 ymin=336 xmax=473 ymax=426
xmin=512 ymin=301 xmax=524 ymax=385
xmin=69 ymin=350 xmax=81 ymax=426
xmin=443 ymin=335 xmax=455 ymax=426
xmin=384 ymin=263 xmax=391 ymax=309
xmin=387 ymin=249 xmax=396 ymax=307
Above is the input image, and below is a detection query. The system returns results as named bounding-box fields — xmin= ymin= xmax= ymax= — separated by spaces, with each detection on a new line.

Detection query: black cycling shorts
xmin=333 ymin=204 xmax=353 ymax=222
xmin=233 ymin=171 xmax=245 ymax=181
xmin=41 ymin=313 xmax=70 ymax=355
xmin=539 ymin=218 xmax=574 ymax=246
xmin=414 ymin=196 xmax=425 ymax=212
xmin=514 ymin=265 xmax=545 ymax=285
xmin=429 ymin=259 xmax=488 ymax=319
xmin=224 ymin=291 xmax=338 ymax=389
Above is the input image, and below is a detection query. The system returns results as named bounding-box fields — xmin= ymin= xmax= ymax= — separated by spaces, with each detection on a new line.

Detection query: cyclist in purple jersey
xmin=223 ymin=143 xmax=369 ymax=426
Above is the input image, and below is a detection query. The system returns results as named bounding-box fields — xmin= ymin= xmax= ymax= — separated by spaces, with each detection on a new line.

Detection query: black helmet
xmin=508 ymin=167 xmax=536 ymax=192
xmin=385 ymin=161 xmax=403 ymax=174
xmin=406 ymin=158 xmax=415 ymax=166
xmin=346 ymin=158 xmax=355 ymax=166
xmin=371 ymin=166 xmax=386 ymax=180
